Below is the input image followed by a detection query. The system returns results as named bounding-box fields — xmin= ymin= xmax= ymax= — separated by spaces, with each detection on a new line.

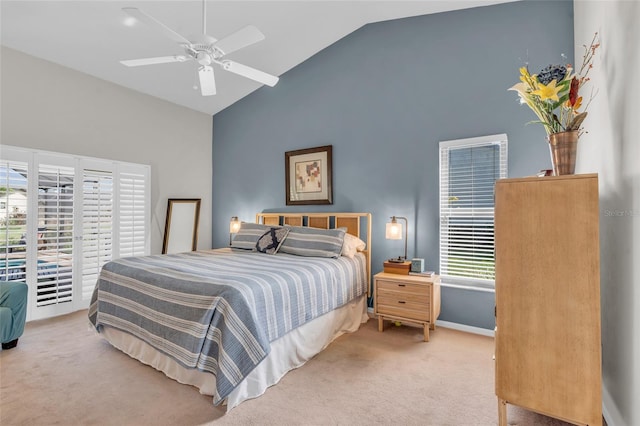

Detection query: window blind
xmin=439 ymin=134 xmax=507 ymax=289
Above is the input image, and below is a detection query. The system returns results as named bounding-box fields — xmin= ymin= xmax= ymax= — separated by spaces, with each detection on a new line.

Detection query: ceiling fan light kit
xmin=119 ymin=1 xmax=279 ymax=96
xmin=199 ymin=66 xmax=216 ymax=96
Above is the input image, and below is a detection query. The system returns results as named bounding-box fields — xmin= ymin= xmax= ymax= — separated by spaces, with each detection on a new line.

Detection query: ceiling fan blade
xmin=120 ymin=55 xmax=188 ymax=67
xmin=221 ymin=60 xmax=279 ymax=87
xmin=199 ymin=66 xmax=216 ymax=96
xmin=123 ymin=7 xmax=191 ymax=45
xmin=213 ymin=25 xmax=265 ymax=56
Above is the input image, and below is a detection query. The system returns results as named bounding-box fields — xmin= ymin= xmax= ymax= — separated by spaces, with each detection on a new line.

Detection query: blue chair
xmin=0 ymin=281 xmax=28 ymax=350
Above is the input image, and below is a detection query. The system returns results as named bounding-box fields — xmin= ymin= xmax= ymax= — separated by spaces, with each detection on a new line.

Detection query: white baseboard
xmin=436 ymin=319 xmax=495 ymax=337
xmin=602 ymin=384 xmax=625 ymax=426
xmin=366 ymin=308 xmax=494 ymax=337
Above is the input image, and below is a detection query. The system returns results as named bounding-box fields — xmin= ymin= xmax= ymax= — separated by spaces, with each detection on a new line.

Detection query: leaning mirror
xmin=162 ymin=198 xmax=201 ymax=254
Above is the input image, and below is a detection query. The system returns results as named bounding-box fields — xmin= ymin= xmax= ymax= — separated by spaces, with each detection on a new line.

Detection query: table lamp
xmin=229 ymin=216 xmax=241 ymax=245
xmin=385 ymin=216 xmax=407 ymax=263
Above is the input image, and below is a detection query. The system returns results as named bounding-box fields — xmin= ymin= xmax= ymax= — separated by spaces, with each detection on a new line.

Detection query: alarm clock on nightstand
xmin=411 ymin=258 xmax=425 ymax=273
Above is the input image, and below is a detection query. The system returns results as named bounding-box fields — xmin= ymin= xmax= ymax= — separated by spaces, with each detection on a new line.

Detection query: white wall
xmin=574 ymin=2 xmax=640 ymax=425
xmin=1 ymin=47 xmax=213 ymax=254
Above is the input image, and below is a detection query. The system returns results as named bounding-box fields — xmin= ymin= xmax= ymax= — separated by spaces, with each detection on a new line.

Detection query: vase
xmin=548 ymin=130 xmax=579 ymax=176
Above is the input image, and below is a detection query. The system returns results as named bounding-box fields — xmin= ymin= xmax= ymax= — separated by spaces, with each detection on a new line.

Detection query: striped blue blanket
xmin=88 ymin=248 xmax=367 ymax=404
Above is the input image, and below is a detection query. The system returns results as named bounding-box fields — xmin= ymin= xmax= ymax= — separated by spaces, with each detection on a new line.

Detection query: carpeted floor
xmin=1 ymin=310 xmax=587 ymax=425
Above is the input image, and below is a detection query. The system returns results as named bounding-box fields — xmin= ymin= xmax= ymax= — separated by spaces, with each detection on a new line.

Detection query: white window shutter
xmin=36 ymin=164 xmax=75 ymax=307
xmin=118 ymin=169 xmax=149 ymax=258
xmin=82 ymin=169 xmax=113 ymax=301
xmin=2 ymin=146 xmax=150 ymax=321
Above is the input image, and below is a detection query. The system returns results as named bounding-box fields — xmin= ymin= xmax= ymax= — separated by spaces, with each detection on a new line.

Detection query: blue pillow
xmin=231 ymin=223 xmax=277 ymax=250
xmin=278 ymin=226 xmax=346 ymax=258
xmin=256 ymin=227 xmax=290 ymax=254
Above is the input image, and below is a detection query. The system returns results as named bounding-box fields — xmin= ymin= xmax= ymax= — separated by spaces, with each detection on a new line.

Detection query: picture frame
xmin=285 ymin=145 xmax=333 ymax=205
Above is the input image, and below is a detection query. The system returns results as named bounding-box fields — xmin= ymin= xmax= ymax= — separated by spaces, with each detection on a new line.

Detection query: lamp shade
xmin=229 ymin=216 xmax=241 ymax=234
xmin=385 ymin=221 xmax=402 ymax=240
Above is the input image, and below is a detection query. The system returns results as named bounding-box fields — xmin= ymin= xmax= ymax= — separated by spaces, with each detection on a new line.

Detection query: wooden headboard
xmin=255 ymin=212 xmax=372 ymax=294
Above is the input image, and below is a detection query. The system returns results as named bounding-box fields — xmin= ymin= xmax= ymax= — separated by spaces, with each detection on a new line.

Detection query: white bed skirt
xmin=100 ymin=295 xmax=368 ymax=411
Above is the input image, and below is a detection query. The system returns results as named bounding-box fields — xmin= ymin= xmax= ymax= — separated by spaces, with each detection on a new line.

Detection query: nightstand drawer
xmin=377 ymin=302 xmax=429 ymax=321
xmin=376 ymin=279 xmax=429 ymax=297
xmin=376 ymin=289 xmax=428 ymax=305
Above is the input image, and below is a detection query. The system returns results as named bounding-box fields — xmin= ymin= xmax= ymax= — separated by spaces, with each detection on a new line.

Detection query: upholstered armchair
xmin=0 ymin=281 xmax=28 ymax=350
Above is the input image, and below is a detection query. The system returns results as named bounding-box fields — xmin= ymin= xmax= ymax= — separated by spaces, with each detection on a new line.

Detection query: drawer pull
xmin=398 ymin=284 xmax=406 ymax=287
xmin=398 ymin=301 xmax=406 ymax=304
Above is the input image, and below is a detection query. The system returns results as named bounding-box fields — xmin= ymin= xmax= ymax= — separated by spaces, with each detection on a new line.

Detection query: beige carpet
xmin=0 ymin=310 xmax=589 ymax=425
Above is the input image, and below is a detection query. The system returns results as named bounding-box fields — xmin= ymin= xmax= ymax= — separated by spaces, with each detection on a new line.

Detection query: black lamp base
xmin=386 ymin=257 xmax=405 ymax=263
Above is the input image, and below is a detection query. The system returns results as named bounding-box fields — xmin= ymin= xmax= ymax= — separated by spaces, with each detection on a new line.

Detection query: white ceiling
xmin=1 ymin=1 xmax=515 ymax=116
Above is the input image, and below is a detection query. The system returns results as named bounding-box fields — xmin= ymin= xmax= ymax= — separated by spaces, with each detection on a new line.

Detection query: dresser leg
xmin=378 ymin=316 xmax=384 ymax=332
xmin=498 ymin=398 xmax=507 ymax=426
xmin=423 ymin=325 xmax=429 ymax=342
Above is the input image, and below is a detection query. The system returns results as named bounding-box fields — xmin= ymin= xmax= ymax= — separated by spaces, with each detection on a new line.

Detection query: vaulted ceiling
xmin=1 ymin=1 xmax=516 ymax=115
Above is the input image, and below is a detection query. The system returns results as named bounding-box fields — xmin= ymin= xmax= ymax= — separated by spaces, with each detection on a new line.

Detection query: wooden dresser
xmin=373 ymin=272 xmax=441 ymax=341
xmin=494 ymin=174 xmax=602 ymax=425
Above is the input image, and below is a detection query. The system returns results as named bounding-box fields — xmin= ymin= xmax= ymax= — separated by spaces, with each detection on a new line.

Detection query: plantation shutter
xmin=439 ymin=134 xmax=507 ymax=289
xmin=0 ymin=160 xmax=29 ymax=283
xmin=2 ymin=146 xmax=150 ymax=320
xmin=118 ymin=169 xmax=149 ymax=258
xmin=37 ymin=164 xmax=75 ymax=306
xmin=81 ymin=169 xmax=113 ymax=301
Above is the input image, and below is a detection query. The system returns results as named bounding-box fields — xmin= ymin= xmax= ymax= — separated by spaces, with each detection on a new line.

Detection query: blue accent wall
xmin=212 ymin=0 xmax=574 ymax=330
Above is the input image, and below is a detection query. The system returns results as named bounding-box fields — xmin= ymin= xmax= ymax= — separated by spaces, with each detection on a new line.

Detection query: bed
xmin=89 ymin=212 xmax=371 ymax=411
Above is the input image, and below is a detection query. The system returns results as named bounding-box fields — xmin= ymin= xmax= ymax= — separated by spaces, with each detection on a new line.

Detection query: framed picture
xmin=285 ymin=145 xmax=333 ymax=205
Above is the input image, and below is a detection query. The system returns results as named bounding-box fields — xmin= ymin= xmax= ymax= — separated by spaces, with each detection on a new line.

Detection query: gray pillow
xmin=231 ymin=223 xmax=278 ymax=250
xmin=278 ymin=226 xmax=346 ymax=258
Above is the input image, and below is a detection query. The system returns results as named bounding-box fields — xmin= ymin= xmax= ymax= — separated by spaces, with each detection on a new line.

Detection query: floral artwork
xmin=509 ymin=32 xmax=600 ymax=136
xmin=295 ymin=160 xmax=322 ymax=193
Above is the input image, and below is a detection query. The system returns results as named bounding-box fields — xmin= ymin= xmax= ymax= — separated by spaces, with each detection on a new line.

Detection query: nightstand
xmin=373 ymin=272 xmax=441 ymax=342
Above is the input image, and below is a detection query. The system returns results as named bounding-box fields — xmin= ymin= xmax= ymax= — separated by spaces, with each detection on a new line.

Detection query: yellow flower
xmin=518 ymin=67 xmax=536 ymax=87
xmin=531 ymin=79 xmax=561 ymax=101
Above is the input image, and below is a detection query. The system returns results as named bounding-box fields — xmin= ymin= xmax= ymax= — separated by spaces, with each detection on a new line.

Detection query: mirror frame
xmin=162 ymin=198 xmax=201 ymax=254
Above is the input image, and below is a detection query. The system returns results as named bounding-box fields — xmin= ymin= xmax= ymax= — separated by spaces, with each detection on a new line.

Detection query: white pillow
xmin=341 ymin=233 xmax=366 ymax=258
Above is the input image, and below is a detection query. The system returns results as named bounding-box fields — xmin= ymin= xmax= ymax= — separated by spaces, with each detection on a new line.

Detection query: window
xmin=0 ymin=160 xmax=28 ymax=284
xmin=439 ymin=134 xmax=507 ymax=290
xmin=0 ymin=146 xmax=150 ymax=320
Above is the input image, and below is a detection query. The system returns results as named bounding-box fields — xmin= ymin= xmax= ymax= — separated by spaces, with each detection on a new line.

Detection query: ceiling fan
xmin=119 ymin=1 xmax=279 ymax=96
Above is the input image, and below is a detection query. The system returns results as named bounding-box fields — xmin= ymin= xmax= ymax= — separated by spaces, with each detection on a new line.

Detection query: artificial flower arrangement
xmin=509 ymin=33 xmax=600 ymax=137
